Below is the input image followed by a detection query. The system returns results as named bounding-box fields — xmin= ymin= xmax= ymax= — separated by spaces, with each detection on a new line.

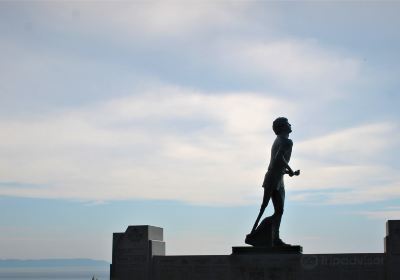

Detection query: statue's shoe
xmin=245 ymin=232 xmax=256 ymax=246
xmin=273 ymin=238 xmax=292 ymax=247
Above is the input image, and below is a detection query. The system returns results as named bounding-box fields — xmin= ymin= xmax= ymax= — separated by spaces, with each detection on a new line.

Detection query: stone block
xmin=125 ymin=225 xmax=163 ymax=244
xmin=111 ymin=225 xmax=165 ymax=280
xmin=150 ymin=240 xmax=166 ymax=256
xmin=385 ymin=220 xmax=400 ymax=255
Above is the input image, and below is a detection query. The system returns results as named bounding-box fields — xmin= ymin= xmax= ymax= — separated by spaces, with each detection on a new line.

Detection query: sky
xmin=0 ymin=1 xmax=400 ymax=261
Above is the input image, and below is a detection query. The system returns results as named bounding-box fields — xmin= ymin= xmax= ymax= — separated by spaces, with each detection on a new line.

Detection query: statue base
xmin=232 ymin=245 xmax=302 ymax=254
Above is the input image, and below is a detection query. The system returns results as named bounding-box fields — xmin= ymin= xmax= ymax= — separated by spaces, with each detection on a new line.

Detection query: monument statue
xmin=246 ymin=117 xmax=300 ymax=248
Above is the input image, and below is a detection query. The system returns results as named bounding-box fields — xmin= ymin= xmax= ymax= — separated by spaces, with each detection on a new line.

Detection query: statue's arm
xmin=276 ymin=140 xmax=299 ymax=176
xmin=281 ymin=154 xmax=294 ymax=176
xmin=282 ymin=155 xmax=300 ymax=177
xmin=283 ymin=159 xmax=300 ymax=176
xmin=273 ymin=147 xmax=293 ymax=175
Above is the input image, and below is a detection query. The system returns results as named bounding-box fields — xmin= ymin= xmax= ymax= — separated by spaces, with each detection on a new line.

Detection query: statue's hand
xmin=288 ymin=170 xmax=294 ymax=177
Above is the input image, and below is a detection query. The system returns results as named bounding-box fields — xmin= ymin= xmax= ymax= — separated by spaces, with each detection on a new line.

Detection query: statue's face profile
xmin=285 ymin=120 xmax=292 ymax=134
xmin=282 ymin=120 xmax=292 ymax=134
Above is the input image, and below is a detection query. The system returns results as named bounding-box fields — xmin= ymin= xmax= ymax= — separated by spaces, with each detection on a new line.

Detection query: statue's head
xmin=272 ymin=117 xmax=292 ymax=135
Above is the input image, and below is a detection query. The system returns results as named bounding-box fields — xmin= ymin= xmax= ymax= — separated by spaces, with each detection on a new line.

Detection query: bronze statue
xmin=246 ymin=117 xmax=300 ymax=248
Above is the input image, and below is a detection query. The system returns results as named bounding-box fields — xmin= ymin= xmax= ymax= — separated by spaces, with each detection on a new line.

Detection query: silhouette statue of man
xmin=250 ymin=117 xmax=300 ymax=247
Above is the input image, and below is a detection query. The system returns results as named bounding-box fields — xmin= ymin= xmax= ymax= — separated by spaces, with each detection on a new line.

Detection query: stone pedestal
xmin=110 ymin=225 xmax=165 ymax=280
xmin=232 ymin=245 xmax=302 ymax=254
xmin=384 ymin=220 xmax=400 ymax=280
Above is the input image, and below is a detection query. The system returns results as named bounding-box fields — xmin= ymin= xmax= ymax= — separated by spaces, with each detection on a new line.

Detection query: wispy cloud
xmin=25 ymin=1 xmax=251 ymax=39
xmin=360 ymin=207 xmax=400 ymax=220
xmin=297 ymin=122 xmax=399 ymax=163
xmin=218 ymin=39 xmax=361 ymax=96
xmin=288 ymin=122 xmax=400 ymax=204
xmin=1 ymin=81 xmax=399 ymax=206
xmin=0 ymin=85 xmax=293 ymax=205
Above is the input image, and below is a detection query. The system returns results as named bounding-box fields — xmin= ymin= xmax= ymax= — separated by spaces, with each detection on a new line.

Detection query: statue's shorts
xmin=261 ymin=171 xmax=285 ymax=216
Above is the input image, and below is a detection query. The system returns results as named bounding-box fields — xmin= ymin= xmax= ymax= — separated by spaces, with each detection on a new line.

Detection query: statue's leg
xmin=271 ymin=186 xmax=286 ymax=244
xmin=251 ymin=187 xmax=272 ymax=233
xmin=272 ymin=187 xmax=285 ymax=230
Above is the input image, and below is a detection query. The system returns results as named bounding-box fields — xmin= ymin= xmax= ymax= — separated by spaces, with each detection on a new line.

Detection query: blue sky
xmin=0 ymin=1 xmax=399 ymax=261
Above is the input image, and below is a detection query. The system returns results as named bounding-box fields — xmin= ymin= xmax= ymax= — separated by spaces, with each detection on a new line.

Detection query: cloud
xmin=6 ymin=1 xmax=363 ymax=99
xmin=216 ymin=38 xmax=361 ymax=97
xmin=288 ymin=167 xmax=400 ymax=205
xmin=0 ymin=85 xmax=294 ymax=205
xmin=360 ymin=207 xmax=400 ymax=220
xmin=296 ymin=122 xmax=398 ymax=163
xmin=26 ymin=1 xmax=250 ymax=40
xmin=286 ymin=122 xmax=400 ymax=204
xmin=325 ymin=182 xmax=400 ymax=204
xmin=0 ymin=83 xmax=398 ymax=206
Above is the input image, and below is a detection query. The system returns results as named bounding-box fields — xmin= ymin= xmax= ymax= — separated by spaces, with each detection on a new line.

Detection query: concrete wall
xmin=111 ymin=220 xmax=400 ymax=280
xmin=152 ymin=253 xmax=385 ymax=280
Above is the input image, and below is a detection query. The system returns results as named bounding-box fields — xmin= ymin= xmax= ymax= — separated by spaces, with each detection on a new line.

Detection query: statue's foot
xmin=245 ymin=233 xmax=255 ymax=246
xmin=273 ymin=238 xmax=291 ymax=247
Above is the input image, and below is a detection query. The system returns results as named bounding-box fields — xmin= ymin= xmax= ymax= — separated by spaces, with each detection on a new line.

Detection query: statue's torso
xmin=267 ymin=136 xmax=293 ymax=176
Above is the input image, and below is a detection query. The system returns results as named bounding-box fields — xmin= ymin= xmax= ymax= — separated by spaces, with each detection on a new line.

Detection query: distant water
xmin=0 ymin=266 xmax=109 ymax=280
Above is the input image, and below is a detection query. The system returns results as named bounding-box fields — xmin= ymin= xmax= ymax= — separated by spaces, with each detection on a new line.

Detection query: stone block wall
xmin=111 ymin=221 xmax=400 ymax=280
xmin=110 ymin=225 xmax=165 ymax=280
